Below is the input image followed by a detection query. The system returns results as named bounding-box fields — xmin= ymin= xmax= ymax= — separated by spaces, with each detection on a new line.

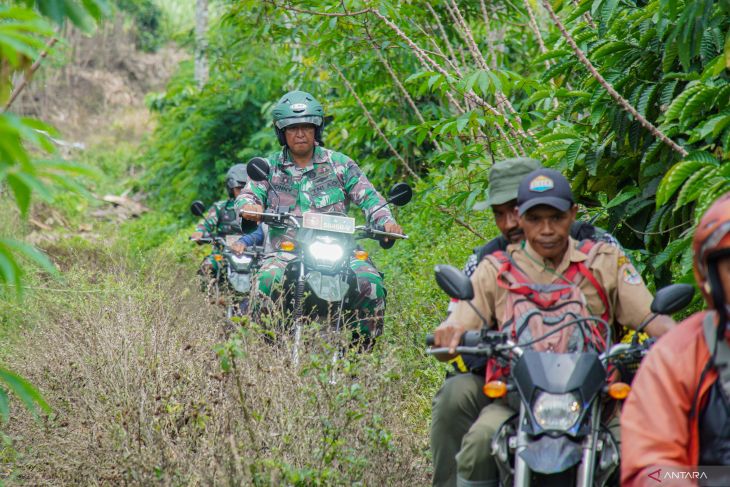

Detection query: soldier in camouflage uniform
xmin=191 ymin=163 xmax=264 ymax=278
xmin=237 ymin=90 xmax=402 ymax=341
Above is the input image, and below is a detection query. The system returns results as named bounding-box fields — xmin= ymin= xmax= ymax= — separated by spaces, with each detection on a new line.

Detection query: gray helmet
xmin=226 ymin=163 xmax=248 ymax=197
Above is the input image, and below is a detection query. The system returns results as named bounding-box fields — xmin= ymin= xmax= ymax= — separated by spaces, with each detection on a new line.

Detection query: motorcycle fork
xmin=576 ymin=400 xmax=601 ymax=487
xmin=214 ymin=258 xmax=223 ymax=304
xmin=513 ymin=404 xmax=530 ymax=487
xmin=329 ymin=272 xmax=349 ymax=385
xmin=292 ymin=259 xmax=306 ymax=366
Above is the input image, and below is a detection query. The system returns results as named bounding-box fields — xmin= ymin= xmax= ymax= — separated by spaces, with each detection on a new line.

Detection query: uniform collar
xmin=515 ymin=237 xmax=587 ymax=274
xmin=281 ymin=145 xmax=324 ymax=170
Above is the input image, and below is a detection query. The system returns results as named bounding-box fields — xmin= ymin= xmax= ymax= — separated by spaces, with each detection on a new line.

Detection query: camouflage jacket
xmin=195 ymin=199 xmax=242 ymax=236
xmin=235 ymin=146 xmax=395 ymax=249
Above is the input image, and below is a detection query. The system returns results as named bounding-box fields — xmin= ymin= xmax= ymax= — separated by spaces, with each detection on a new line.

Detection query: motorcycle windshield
xmin=513 ymin=351 xmax=605 ymax=397
xmin=513 ymin=351 xmax=606 ymax=435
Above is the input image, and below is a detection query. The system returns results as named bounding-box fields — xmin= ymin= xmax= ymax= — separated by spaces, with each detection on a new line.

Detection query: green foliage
xmin=18 ymin=0 xmax=110 ymax=31
xmin=0 ymin=0 xmax=108 ymax=431
xmin=0 ymin=367 xmax=50 ymax=423
xmin=139 ymin=0 xmax=730 ymax=290
xmin=115 ymin=0 xmax=162 ymax=52
xmin=153 ymin=0 xmax=195 ymax=42
xmin=142 ymin=25 xmax=289 ymax=214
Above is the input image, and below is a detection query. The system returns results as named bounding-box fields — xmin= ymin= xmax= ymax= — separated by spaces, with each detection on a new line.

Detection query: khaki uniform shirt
xmin=447 ymin=237 xmax=654 ymax=333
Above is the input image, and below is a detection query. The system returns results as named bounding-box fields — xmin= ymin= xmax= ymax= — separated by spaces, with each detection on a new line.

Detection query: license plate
xmin=302 ymin=212 xmax=355 ymax=234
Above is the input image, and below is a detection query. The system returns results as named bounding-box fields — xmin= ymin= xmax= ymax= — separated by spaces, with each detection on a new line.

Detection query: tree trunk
xmin=195 ymin=0 xmax=209 ymax=89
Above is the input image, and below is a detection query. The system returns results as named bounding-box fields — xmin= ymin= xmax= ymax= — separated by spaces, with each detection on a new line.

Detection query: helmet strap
xmin=276 ymin=125 xmax=287 ymax=146
xmin=315 ymin=125 xmax=323 ymax=144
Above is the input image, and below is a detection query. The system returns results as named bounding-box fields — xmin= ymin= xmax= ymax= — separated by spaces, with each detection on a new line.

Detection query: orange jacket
xmin=621 ymin=311 xmax=718 ymax=486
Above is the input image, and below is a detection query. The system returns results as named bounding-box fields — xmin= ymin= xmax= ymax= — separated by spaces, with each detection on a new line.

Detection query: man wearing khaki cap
xmin=430 ymin=168 xmax=674 ymax=487
xmin=463 ymin=158 xmax=618 ymax=277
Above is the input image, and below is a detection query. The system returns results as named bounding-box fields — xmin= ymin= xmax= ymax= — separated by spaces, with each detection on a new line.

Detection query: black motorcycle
xmin=243 ymin=157 xmax=410 ymax=364
xmin=426 ymin=264 xmax=694 ymax=487
xmin=190 ymin=201 xmax=264 ymax=320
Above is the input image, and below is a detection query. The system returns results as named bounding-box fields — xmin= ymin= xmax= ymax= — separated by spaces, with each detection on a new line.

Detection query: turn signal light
xmin=607 ymin=382 xmax=631 ymax=400
xmin=280 ymin=241 xmax=295 ymax=251
xmin=213 ymin=254 xmax=223 ymax=262
xmin=483 ymin=380 xmax=507 ymax=398
xmin=355 ymin=250 xmax=369 ymax=261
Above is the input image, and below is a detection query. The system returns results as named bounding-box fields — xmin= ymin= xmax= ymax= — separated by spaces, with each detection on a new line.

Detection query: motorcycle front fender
xmin=228 ymin=271 xmax=251 ymax=293
xmin=518 ymin=435 xmax=582 ymax=475
xmin=306 ymin=271 xmax=348 ymax=302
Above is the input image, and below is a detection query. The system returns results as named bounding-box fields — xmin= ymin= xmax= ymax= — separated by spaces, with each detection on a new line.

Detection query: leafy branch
xmin=540 ymin=0 xmax=689 ymax=157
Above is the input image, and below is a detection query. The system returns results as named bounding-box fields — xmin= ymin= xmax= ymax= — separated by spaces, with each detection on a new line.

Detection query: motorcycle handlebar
xmin=367 ymin=228 xmax=408 ymax=240
xmin=190 ymin=236 xmax=225 ymax=245
xmin=425 ymin=331 xmax=520 ymax=356
xmin=425 ymin=330 xmax=487 ymax=347
xmin=242 ymin=210 xmax=300 ymax=228
xmin=355 ymin=225 xmax=408 ymax=241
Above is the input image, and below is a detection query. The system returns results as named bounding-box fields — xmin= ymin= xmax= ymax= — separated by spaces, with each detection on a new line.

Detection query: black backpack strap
xmin=570 ymin=221 xmax=597 ymax=241
xmin=475 ymin=235 xmax=509 ymax=263
xmin=703 ymin=312 xmax=730 ymax=401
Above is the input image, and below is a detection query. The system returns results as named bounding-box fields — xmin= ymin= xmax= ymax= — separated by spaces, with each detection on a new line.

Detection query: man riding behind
xmin=191 ymin=163 xmax=264 ymax=281
xmin=433 ymin=158 xmax=626 ymax=486
xmin=236 ymin=90 xmax=402 ymax=343
xmin=622 ymin=193 xmax=730 ymax=486
xmin=462 ymin=157 xmax=619 ymax=278
xmin=430 ymin=168 xmax=675 ymax=487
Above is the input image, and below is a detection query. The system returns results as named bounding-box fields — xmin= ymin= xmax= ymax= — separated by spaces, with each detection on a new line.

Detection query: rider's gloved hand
xmin=240 ymin=204 xmax=264 ymax=222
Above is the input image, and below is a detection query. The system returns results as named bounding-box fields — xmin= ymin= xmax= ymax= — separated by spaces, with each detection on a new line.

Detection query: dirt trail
xmin=2 ymin=21 xmax=432 ymax=486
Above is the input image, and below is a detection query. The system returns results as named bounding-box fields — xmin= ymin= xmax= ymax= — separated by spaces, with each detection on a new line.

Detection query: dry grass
xmin=14 ymin=18 xmax=187 ymax=146
xmin=3 ymin=245 xmax=432 ymax=485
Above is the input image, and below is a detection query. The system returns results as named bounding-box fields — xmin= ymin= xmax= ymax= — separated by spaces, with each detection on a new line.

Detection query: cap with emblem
xmin=517 ymin=168 xmax=574 ymax=215
xmin=485 ymin=157 xmax=542 ymax=206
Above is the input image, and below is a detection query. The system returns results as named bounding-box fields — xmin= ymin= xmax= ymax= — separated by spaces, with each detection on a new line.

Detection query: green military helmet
xmin=226 ymin=163 xmax=248 ymax=197
xmin=272 ymin=90 xmax=325 ymax=145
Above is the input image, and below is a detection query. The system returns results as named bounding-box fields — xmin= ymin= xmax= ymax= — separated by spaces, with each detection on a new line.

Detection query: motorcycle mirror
xmin=246 ymin=157 xmax=270 ymax=182
xmin=434 ymin=264 xmax=474 ymax=301
xmin=388 ymin=183 xmax=412 ymax=207
xmin=379 ymin=239 xmax=395 ymax=249
xmin=650 ymin=283 xmax=695 ymax=315
xmin=190 ymin=200 xmax=206 ymax=217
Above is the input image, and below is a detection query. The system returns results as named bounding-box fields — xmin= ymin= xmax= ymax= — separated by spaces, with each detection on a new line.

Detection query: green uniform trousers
xmin=253 ymin=252 xmax=385 ymax=338
xmin=431 ymin=373 xmax=513 ymax=487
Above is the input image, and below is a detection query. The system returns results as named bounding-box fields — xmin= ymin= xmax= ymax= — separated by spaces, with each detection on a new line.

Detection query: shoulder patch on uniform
xmin=622 ymin=266 xmax=642 ymax=285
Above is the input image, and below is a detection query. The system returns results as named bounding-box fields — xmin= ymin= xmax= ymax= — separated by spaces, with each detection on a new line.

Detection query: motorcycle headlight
xmin=229 ymin=255 xmax=252 ymax=265
xmin=532 ymin=391 xmax=582 ymax=431
xmin=307 ymin=238 xmax=345 ymax=266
